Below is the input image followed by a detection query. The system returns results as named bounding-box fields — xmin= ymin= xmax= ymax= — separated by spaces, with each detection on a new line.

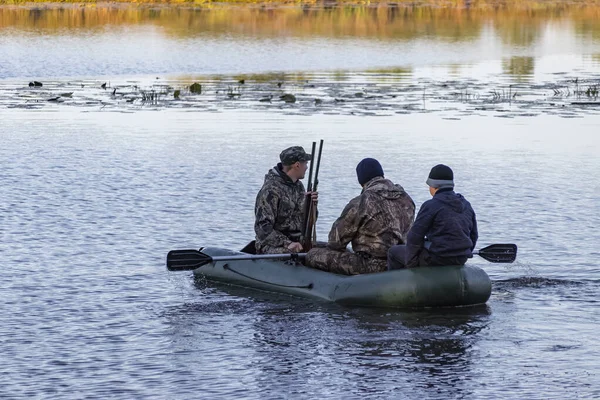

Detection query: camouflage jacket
xmin=254 ymin=164 xmax=306 ymax=252
xmin=327 ymin=176 xmax=415 ymax=259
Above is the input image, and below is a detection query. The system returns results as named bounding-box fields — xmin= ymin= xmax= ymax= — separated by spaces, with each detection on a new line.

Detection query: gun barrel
xmin=302 ymin=140 xmax=323 ymax=251
xmin=306 ymin=141 xmax=316 ymax=191
xmin=312 ymin=140 xmax=324 ymax=191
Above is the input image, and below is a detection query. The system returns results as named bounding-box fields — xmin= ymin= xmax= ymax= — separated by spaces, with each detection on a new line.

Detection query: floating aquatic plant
xmin=280 ymin=93 xmax=296 ymax=103
xmin=189 ymin=83 xmax=202 ymax=94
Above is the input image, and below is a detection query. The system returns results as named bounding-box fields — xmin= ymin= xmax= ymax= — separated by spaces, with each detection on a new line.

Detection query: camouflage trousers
xmin=257 ymin=241 xmax=327 ymax=255
xmin=257 ymin=245 xmax=292 ymax=255
xmin=305 ymin=248 xmax=387 ymax=275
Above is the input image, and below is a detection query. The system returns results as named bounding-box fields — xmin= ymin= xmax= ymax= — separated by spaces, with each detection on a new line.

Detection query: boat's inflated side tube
xmin=193 ymin=247 xmax=339 ymax=301
xmin=195 ymin=247 xmax=492 ymax=308
xmin=330 ymin=265 xmax=491 ymax=308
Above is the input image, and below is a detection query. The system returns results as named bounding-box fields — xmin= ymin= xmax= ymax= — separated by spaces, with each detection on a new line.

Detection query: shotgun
xmin=300 ymin=142 xmax=316 ymax=246
xmin=302 ymin=140 xmax=323 ymax=251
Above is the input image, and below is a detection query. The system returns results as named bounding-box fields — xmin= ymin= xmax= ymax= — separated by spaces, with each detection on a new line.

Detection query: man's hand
xmin=308 ymin=191 xmax=318 ymax=202
xmin=287 ymin=242 xmax=304 ymax=253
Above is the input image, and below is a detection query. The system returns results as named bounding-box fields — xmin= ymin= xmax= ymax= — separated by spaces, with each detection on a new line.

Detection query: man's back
xmin=329 ymin=176 xmax=415 ymax=258
xmin=388 ymin=164 xmax=478 ymax=270
xmin=408 ymin=188 xmax=477 ymax=258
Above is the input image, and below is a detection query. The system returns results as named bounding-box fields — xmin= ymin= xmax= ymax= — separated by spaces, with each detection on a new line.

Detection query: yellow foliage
xmin=1 ymin=0 xmax=599 ymax=44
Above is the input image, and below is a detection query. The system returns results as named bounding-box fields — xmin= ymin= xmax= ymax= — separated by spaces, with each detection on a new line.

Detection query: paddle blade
xmin=166 ymin=249 xmax=213 ymax=271
xmin=476 ymin=244 xmax=517 ymax=263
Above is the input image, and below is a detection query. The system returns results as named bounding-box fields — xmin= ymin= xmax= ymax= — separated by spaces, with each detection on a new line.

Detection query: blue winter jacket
xmin=405 ymin=188 xmax=478 ymax=267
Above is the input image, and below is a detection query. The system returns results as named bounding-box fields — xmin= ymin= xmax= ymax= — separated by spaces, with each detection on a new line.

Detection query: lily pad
xmin=190 ymin=83 xmax=202 ymax=94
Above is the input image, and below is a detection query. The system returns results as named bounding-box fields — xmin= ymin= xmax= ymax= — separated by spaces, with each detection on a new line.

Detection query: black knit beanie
xmin=356 ymin=158 xmax=384 ymax=185
xmin=426 ymin=164 xmax=454 ymax=189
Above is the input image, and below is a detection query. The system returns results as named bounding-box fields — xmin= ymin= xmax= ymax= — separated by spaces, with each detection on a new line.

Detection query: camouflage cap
xmin=279 ymin=146 xmax=312 ymax=165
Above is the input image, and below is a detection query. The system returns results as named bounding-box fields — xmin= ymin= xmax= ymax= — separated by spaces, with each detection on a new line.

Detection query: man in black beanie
xmin=306 ymin=158 xmax=415 ymax=275
xmin=388 ymin=164 xmax=478 ymax=269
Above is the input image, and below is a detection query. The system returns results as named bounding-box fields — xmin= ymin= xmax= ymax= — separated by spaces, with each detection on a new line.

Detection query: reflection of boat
xmin=173 ymin=246 xmax=493 ymax=309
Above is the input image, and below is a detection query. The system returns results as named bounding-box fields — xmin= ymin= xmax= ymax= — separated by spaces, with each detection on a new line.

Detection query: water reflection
xmin=2 ymin=2 xmax=600 ymax=80
xmin=248 ymin=299 xmax=490 ymax=397
xmin=574 ymin=13 xmax=600 ymax=39
xmin=1 ymin=2 xmax=600 ymax=44
xmin=502 ymin=56 xmax=535 ymax=80
xmin=186 ymin=281 xmax=492 ymax=396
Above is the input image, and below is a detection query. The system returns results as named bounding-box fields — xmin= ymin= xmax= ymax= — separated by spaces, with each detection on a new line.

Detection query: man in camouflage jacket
xmin=306 ymin=158 xmax=415 ymax=275
xmin=254 ymin=146 xmax=315 ymax=254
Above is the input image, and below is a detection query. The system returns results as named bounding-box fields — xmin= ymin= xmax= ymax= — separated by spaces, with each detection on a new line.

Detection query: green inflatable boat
xmin=166 ymin=244 xmax=517 ymax=308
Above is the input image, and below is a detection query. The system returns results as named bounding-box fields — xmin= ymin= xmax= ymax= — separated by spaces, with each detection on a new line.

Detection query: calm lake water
xmin=1 ymin=2 xmax=600 ymax=399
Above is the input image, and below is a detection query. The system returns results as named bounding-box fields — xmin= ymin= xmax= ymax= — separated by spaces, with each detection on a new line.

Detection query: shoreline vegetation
xmin=2 ymin=0 xmax=600 ymax=6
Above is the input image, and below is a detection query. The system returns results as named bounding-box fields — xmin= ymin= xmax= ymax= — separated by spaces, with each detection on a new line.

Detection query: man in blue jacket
xmin=387 ymin=164 xmax=478 ymax=269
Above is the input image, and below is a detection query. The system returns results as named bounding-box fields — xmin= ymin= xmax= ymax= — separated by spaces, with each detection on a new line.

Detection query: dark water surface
xmin=1 ymin=2 xmax=600 ymax=399
xmin=2 ymin=110 xmax=599 ymax=398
